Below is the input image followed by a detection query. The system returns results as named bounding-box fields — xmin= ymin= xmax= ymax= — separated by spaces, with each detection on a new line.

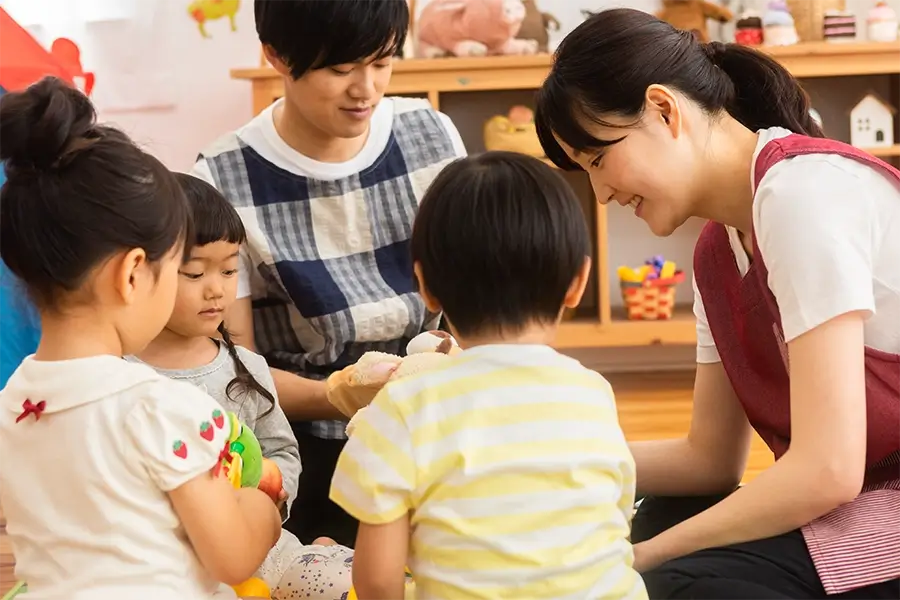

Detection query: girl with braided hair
xmin=129 ymin=173 xmax=354 ymax=599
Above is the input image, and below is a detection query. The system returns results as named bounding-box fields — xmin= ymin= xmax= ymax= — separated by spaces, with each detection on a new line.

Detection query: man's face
xmin=282 ymin=53 xmax=395 ymax=140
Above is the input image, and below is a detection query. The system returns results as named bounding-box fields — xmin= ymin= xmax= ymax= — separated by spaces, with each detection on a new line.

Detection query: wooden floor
xmin=608 ymin=369 xmax=774 ymax=483
xmin=0 ymin=370 xmax=773 ymax=597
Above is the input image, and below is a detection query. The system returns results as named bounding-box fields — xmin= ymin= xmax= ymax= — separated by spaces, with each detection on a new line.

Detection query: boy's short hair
xmin=255 ymin=0 xmax=409 ymax=79
xmin=411 ymin=152 xmax=591 ymax=338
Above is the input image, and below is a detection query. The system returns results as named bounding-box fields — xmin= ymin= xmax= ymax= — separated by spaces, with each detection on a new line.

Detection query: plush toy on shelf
xmin=734 ymin=10 xmax=764 ymax=45
xmin=416 ymin=0 xmax=539 ymax=58
xmin=484 ymin=105 xmax=544 ymax=157
xmin=516 ymin=0 xmax=560 ymax=53
xmin=762 ymin=0 xmax=800 ymax=45
xmin=867 ymin=1 xmax=899 ymax=42
xmin=618 ymin=256 xmax=686 ymax=321
xmin=656 ymin=0 xmax=734 ymax=42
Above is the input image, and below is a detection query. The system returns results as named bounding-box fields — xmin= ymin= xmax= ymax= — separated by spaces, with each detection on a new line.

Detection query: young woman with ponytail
xmin=536 ymin=8 xmax=900 ymax=600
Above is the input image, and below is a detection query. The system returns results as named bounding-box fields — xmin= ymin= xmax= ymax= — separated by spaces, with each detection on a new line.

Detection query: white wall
xmin=2 ymin=0 xmax=261 ymax=170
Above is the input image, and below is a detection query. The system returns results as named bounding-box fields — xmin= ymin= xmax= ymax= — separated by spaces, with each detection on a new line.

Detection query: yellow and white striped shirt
xmin=330 ymin=344 xmax=646 ymax=600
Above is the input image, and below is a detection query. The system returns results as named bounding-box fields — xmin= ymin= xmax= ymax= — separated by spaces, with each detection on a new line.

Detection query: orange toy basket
xmin=619 ymin=270 xmax=686 ymax=320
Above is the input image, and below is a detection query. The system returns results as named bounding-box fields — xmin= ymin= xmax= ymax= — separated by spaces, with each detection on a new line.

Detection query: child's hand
xmin=275 ymin=489 xmax=288 ymax=512
xmin=171 ymin=474 xmax=280 ymax=585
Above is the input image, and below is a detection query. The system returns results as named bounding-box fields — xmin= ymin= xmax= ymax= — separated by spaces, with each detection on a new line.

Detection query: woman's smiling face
xmin=556 ymin=88 xmax=703 ymax=237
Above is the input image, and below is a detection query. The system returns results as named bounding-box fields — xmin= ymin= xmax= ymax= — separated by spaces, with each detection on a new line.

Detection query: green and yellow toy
xmin=219 ymin=412 xmax=284 ymax=599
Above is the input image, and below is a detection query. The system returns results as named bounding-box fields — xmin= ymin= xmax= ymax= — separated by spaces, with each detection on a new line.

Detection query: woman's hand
xmin=632 ymin=540 xmax=666 ymax=573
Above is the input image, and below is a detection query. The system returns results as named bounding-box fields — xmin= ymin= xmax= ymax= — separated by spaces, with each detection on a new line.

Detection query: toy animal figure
xmin=656 ymin=0 xmax=733 ymax=42
xmin=515 ymin=0 xmax=560 ymax=53
xmin=416 ymin=0 xmax=539 ymax=58
xmin=327 ymin=330 xmax=461 ymax=423
xmin=188 ymin=0 xmax=240 ymax=38
xmin=484 ymin=105 xmax=544 ymax=157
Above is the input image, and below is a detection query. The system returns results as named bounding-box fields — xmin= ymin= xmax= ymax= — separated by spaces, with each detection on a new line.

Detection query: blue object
xmin=0 ymin=157 xmax=41 ymax=388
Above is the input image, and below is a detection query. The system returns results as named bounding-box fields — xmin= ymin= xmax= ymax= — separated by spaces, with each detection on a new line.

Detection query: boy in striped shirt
xmin=330 ymin=152 xmax=647 ymax=600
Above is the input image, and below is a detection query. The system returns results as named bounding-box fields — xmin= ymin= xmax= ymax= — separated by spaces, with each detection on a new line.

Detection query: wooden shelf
xmin=558 ymin=307 xmax=696 ymax=349
xmin=866 ymin=144 xmax=900 ymax=158
xmin=231 ymin=40 xmax=899 ymax=350
xmin=232 ymin=41 xmax=900 ymax=114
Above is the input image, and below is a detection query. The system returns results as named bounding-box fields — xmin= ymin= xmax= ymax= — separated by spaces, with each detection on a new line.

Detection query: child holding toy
xmin=129 ymin=173 xmax=354 ymax=600
xmin=129 ymin=173 xmax=302 ymax=518
xmin=329 ymin=152 xmax=648 ymax=600
xmin=0 ymin=77 xmax=281 ymax=599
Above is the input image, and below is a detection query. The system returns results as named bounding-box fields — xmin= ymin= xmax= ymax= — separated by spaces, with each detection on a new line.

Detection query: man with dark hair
xmin=191 ymin=0 xmax=466 ymax=547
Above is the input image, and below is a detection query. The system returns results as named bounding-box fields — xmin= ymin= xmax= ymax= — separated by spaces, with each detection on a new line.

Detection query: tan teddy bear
xmin=656 ymin=0 xmax=733 ymax=42
xmin=325 ymin=330 xmax=461 ymax=422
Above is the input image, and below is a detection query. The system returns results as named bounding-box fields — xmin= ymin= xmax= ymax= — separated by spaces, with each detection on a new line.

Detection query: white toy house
xmin=849 ymin=92 xmax=896 ymax=148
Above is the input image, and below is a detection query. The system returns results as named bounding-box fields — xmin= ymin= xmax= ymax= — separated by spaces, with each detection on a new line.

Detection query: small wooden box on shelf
xmin=232 ymin=41 xmax=900 ymax=349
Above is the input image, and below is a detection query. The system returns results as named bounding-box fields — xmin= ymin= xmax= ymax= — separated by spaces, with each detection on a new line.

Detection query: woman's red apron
xmin=693 ymin=134 xmax=900 ymax=594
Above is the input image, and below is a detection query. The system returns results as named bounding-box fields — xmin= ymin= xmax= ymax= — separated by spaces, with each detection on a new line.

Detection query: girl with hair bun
xmin=536 ymin=8 xmax=900 ymax=600
xmin=0 ymin=76 xmax=281 ymax=599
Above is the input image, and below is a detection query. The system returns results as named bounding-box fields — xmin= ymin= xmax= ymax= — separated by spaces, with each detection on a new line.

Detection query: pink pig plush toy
xmin=417 ymin=0 xmax=539 ymax=57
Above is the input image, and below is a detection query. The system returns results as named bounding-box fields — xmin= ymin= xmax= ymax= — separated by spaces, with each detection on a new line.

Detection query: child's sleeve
xmin=124 ymin=379 xmax=232 ymax=492
xmin=329 ymin=387 xmax=416 ymax=525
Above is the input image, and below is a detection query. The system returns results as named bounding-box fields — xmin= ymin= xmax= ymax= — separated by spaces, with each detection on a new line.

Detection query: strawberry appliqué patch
xmin=212 ymin=409 xmax=225 ymax=429
xmin=199 ymin=420 xmax=214 ymax=441
xmin=172 ymin=439 xmax=188 ymax=459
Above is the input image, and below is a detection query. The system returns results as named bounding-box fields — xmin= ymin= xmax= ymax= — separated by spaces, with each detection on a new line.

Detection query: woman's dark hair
xmin=411 ymin=152 xmax=591 ymax=338
xmin=255 ymin=0 xmax=408 ymax=79
xmin=173 ymin=173 xmax=275 ymax=418
xmin=0 ymin=76 xmax=190 ymax=310
xmin=535 ymin=8 xmax=824 ymax=170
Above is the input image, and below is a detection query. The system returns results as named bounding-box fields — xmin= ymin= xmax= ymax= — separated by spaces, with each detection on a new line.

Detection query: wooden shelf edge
xmin=231 ymin=41 xmax=900 ymax=85
xmin=555 ymin=309 xmax=696 ymax=349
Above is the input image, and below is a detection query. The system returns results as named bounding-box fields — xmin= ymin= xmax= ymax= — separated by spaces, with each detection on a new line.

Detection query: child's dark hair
xmin=0 ymin=76 xmax=190 ymax=310
xmin=174 ymin=173 xmax=275 ymax=418
xmin=410 ymin=152 xmax=591 ymax=337
xmin=255 ymin=0 xmax=408 ymax=79
xmin=535 ymin=8 xmax=824 ymax=170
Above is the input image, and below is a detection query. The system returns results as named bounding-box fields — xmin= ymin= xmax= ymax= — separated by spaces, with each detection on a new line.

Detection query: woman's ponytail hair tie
xmin=702 ymin=41 xmax=729 ymax=67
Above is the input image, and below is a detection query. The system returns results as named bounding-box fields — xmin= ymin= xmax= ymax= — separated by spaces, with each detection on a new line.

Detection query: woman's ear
xmin=645 ymin=84 xmax=682 ymax=139
xmin=414 ymin=262 xmax=442 ymax=313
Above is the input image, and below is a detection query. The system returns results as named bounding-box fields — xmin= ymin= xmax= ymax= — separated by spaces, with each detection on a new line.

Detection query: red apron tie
xmin=16 ymin=399 xmax=46 ymax=423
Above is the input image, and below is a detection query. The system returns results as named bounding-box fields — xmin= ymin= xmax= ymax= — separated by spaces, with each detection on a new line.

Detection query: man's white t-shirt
xmin=694 ymin=126 xmax=900 ymax=363
xmin=190 ymin=97 xmax=467 ymax=300
xmin=0 ymin=356 xmax=234 ymax=600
